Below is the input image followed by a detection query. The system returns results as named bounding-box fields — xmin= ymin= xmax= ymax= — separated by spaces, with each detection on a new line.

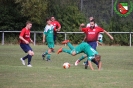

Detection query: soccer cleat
xmin=62 ymin=40 xmax=70 ymax=44
xmin=57 ymin=47 xmax=62 ymax=54
xmin=75 ymin=60 xmax=80 ymax=66
xmin=85 ymin=64 xmax=88 ymax=69
xmin=27 ymin=64 xmax=32 ymax=67
xmin=42 ymin=54 xmax=46 ymax=60
xmin=20 ymin=58 xmax=25 ymax=65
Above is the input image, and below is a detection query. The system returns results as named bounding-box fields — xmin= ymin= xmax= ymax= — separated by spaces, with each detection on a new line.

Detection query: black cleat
xmin=85 ymin=64 xmax=88 ymax=69
xmin=42 ymin=54 xmax=46 ymax=60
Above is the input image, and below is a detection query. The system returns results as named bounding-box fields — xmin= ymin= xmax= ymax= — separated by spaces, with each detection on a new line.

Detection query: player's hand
xmin=25 ymin=40 xmax=29 ymax=44
xmin=30 ymin=39 xmax=33 ymax=43
xmin=110 ymin=36 xmax=114 ymax=40
xmin=80 ymin=23 xmax=85 ymax=27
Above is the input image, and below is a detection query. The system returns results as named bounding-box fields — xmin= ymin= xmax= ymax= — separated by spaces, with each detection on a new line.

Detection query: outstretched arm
xmin=104 ymin=30 xmax=114 ymax=40
xmin=88 ymin=61 xmax=94 ymax=70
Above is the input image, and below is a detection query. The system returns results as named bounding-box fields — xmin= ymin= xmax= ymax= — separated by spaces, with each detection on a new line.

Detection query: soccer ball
xmin=63 ymin=62 xmax=70 ymax=69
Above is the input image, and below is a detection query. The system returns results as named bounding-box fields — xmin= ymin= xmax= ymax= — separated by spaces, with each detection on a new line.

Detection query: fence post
xmin=2 ymin=31 xmax=4 ymax=45
xmin=34 ymin=32 xmax=36 ymax=46
xmin=130 ymin=32 xmax=132 ymax=47
xmin=65 ymin=32 xmax=67 ymax=46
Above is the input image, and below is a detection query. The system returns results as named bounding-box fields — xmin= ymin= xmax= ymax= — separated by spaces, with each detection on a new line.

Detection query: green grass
xmin=0 ymin=45 xmax=133 ymax=88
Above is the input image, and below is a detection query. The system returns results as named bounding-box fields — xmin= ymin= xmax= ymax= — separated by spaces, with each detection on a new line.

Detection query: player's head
xmin=94 ymin=55 xmax=101 ymax=62
xmin=26 ymin=21 xmax=32 ymax=29
xmin=89 ymin=17 xmax=94 ymax=21
xmin=90 ymin=19 xmax=95 ymax=29
xmin=51 ymin=16 xmax=55 ymax=21
xmin=46 ymin=18 xmax=51 ymax=25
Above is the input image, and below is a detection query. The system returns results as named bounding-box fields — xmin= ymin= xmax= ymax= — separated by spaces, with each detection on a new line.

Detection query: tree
xmin=15 ymin=0 xmax=48 ymax=30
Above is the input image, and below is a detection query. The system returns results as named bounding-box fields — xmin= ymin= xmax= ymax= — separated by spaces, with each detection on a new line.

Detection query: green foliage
xmin=0 ymin=0 xmax=26 ymax=31
xmin=15 ymin=0 xmax=48 ymax=30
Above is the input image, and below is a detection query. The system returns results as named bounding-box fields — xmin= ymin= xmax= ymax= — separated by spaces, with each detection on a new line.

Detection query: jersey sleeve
xmin=81 ymin=28 xmax=87 ymax=33
xmin=19 ymin=28 xmax=25 ymax=37
xmin=44 ymin=26 xmax=48 ymax=35
xmin=97 ymin=26 xmax=104 ymax=32
xmin=56 ymin=21 xmax=61 ymax=28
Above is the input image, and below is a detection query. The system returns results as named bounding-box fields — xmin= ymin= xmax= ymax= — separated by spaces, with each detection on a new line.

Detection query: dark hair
xmin=26 ymin=21 xmax=32 ymax=25
xmin=90 ymin=19 xmax=95 ymax=23
xmin=46 ymin=18 xmax=50 ymax=22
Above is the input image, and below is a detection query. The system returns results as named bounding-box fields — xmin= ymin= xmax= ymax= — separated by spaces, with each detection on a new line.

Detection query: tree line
xmin=0 ymin=0 xmax=133 ymax=45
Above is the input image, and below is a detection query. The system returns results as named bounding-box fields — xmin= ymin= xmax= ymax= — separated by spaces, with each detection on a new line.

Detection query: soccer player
xmin=75 ymin=20 xmax=114 ymax=68
xmin=57 ymin=40 xmax=102 ymax=70
xmin=19 ymin=21 xmax=34 ymax=67
xmin=42 ymin=18 xmax=54 ymax=61
xmin=50 ymin=16 xmax=61 ymax=42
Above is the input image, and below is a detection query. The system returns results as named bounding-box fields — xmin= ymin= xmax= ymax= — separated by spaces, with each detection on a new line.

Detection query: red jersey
xmin=19 ymin=28 xmax=30 ymax=43
xmin=51 ymin=21 xmax=61 ymax=32
xmin=82 ymin=26 xmax=104 ymax=42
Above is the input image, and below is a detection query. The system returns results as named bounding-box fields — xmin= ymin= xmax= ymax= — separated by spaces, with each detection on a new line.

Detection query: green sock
xmin=43 ymin=50 xmax=48 ymax=55
xmin=62 ymin=48 xmax=72 ymax=54
xmin=67 ymin=42 xmax=74 ymax=50
xmin=79 ymin=55 xmax=86 ymax=61
xmin=46 ymin=54 xmax=51 ymax=60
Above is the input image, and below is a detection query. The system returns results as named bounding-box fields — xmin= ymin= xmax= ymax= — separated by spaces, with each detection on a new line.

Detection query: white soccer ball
xmin=63 ymin=62 xmax=70 ymax=69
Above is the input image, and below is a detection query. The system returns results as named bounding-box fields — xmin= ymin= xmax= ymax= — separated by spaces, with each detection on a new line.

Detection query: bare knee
xmin=28 ymin=50 xmax=34 ymax=56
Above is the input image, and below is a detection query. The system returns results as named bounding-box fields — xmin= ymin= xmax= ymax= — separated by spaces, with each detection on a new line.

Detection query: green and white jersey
xmin=44 ymin=24 xmax=54 ymax=42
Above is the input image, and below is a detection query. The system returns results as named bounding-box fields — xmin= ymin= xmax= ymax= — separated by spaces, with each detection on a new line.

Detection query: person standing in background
xmin=50 ymin=16 xmax=61 ymax=43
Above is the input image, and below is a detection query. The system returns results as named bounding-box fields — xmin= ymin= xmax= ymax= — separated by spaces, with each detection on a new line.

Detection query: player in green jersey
xmin=42 ymin=18 xmax=54 ymax=61
xmin=57 ymin=40 xmax=102 ymax=70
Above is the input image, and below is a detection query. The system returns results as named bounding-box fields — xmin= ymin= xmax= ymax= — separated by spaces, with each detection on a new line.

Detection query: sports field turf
xmin=0 ymin=45 xmax=133 ymax=88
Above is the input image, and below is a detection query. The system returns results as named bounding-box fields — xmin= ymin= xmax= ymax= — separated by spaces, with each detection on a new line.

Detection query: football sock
xmin=23 ymin=54 xmax=28 ymax=60
xmin=67 ymin=42 xmax=74 ymax=50
xmin=46 ymin=54 xmax=51 ymax=60
xmin=28 ymin=55 xmax=32 ymax=65
xmin=43 ymin=50 xmax=48 ymax=55
xmin=62 ymin=48 xmax=72 ymax=54
xmin=79 ymin=55 xmax=86 ymax=61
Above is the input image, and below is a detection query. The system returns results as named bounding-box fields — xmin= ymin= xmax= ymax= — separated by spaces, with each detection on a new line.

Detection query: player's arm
xmin=19 ymin=36 xmax=29 ymax=44
xmin=83 ymin=36 xmax=87 ymax=42
xmin=19 ymin=30 xmax=29 ymax=44
xmin=98 ymin=61 xmax=102 ymax=70
xmin=79 ymin=23 xmax=85 ymax=31
xmin=43 ymin=33 xmax=46 ymax=43
xmin=57 ymin=22 xmax=61 ymax=31
xmin=97 ymin=41 xmax=103 ymax=45
xmin=103 ymin=30 xmax=114 ymax=40
xmin=30 ymin=38 xmax=33 ymax=43
xmin=88 ymin=60 xmax=94 ymax=70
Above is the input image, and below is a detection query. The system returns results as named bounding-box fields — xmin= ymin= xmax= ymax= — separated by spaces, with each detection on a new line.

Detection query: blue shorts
xmin=87 ymin=41 xmax=97 ymax=50
xmin=20 ymin=43 xmax=33 ymax=53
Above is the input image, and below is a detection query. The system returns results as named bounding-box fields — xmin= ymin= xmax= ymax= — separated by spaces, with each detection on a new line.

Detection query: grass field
xmin=0 ymin=45 xmax=133 ymax=88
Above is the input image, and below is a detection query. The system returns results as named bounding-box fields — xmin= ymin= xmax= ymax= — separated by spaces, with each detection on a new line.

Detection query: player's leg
xmin=42 ymin=50 xmax=48 ymax=60
xmin=46 ymin=42 xmax=54 ymax=61
xmin=20 ymin=43 xmax=32 ymax=66
xmin=62 ymin=40 xmax=74 ymax=50
xmin=26 ymin=44 xmax=34 ymax=67
xmin=75 ymin=54 xmax=87 ymax=66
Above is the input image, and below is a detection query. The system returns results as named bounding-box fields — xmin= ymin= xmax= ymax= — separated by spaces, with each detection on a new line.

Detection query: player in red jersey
xmin=50 ymin=16 xmax=61 ymax=42
xmin=75 ymin=20 xmax=114 ymax=69
xmin=19 ymin=21 xmax=34 ymax=67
